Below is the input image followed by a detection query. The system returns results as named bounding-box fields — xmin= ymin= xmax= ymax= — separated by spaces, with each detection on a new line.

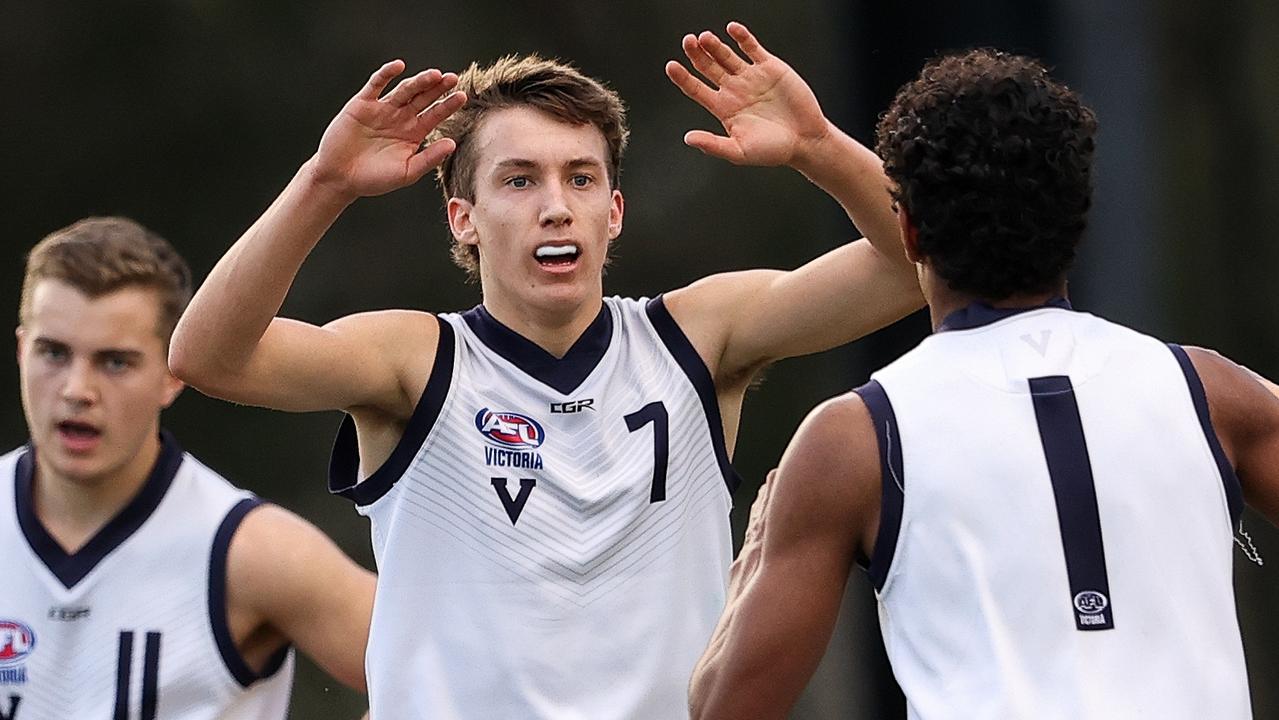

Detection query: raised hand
xmin=665 ymin=22 xmax=829 ymax=168
xmin=312 ymin=60 xmax=467 ymax=200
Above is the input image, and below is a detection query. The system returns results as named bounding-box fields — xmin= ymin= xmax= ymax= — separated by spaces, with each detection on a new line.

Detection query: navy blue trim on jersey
xmin=1029 ymin=375 xmax=1116 ymax=631
xmin=14 ymin=430 xmax=184 ymax=589
xmin=462 ymin=302 xmax=612 ymax=394
xmin=114 ymin=631 xmax=133 ymax=720
xmin=1168 ymin=344 xmax=1245 ymax=528
xmin=937 ymin=297 xmax=1073 ymax=332
xmin=645 ymin=295 xmax=742 ymax=495
xmin=854 ymin=380 xmax=905 ymax=591
xmin=141 ymin=631 xmax=161 ymax=720
xmin=208 ymin=497 xmax=290 ymax=687
xmin=329 ymin=316 xmax=456 ymax=506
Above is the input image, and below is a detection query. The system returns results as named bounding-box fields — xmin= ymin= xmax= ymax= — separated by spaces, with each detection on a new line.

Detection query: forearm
xmin=170 ymin=159 xmax=352 ymax=381
xmin=791 ymin=124 xmax=907 ymax=268
xmin=690 ymin=540 xmax=764 ymax=718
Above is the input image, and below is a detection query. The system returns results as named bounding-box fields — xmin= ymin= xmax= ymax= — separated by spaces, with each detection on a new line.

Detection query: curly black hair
xmin=876 ymin=49 xmax=1097 ymax=301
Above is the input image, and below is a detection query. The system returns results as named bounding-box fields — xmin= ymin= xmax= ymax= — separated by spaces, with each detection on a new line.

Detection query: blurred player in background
xmin=169 ymin=22 xmax=922 ymax=719
xmin=0 ymin=217 xmax=374 ymax=719
xmin=689 ymin=48 xmax=1278 ymax=720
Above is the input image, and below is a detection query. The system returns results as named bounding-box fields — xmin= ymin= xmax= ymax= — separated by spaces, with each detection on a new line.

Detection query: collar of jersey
xmin=14 ymin=429 xmax=184 ymax=589
xmin=461 ymin=303 xmax=613 ymax=395
xmin=937 ymin=296 xmax=1073 ymax=333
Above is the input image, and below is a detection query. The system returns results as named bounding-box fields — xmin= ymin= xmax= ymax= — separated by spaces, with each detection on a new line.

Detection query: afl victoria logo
xmin=475 ymin=409 xmax=546 ymax=449
xmin=1073 ymin=590 xmax=1109 ymax=615
xmin=0 ymin=621 xmax=35 ymax=666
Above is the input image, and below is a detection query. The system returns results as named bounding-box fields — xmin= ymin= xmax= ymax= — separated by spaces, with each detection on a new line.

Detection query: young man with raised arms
xmin=170 ymin=23 xmax=921 ymax=718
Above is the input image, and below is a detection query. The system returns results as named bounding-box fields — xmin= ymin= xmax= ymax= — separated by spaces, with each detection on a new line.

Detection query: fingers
xmin=726 ymin=22 xmax=773 ymax=64
xmin=383 ymin=68 xmax=444 ymax=108
xmin=414 ymin=88 xmax=467 ymax=135
xmin=682 ymin=33 xmax=725 ymax=86
xmin=665 ymin=60 xmax=718 ymax=111
xmin=684 ymin=130 xmax=746 ymax=165
xmin=697 ymin=30 xmax=749 ymax=75
xmin=405 ymin=72 xmax=459 ymax=114
xmin=406 ymin=137 xmax=457 ymax=183
xmin=357 ymin=60 xmax=406 ymax=101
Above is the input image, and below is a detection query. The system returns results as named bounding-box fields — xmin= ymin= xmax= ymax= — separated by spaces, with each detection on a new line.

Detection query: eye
xmin=570 ymin=174 xmax=593 ymax=188
xmin=36 ymin=344 xmax=69 ymax=364
xmin=507 ymin=176 xmax=531 ymax=189
xmin=100 ymin=355 xmax=134 ymax=374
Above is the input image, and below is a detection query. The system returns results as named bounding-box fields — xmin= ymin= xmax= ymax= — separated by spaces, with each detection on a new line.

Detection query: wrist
xmin=300 ymin=157 xmax=360 ymax=210
xmin=789 ymin=119 xmax=839 ymax=175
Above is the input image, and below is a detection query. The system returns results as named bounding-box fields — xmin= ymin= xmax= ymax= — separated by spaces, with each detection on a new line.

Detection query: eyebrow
xmin=491 ymin=157 xmax=606 ymax=172
xmin=32 ymin=337 xmax=145 ymax=360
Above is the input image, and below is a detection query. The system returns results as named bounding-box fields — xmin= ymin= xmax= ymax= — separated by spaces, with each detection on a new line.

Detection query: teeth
xmin=535 ymin=245 xmax=578 ymax=259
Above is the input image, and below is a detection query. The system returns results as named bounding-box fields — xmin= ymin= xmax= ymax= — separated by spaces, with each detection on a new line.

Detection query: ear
xmin=898 ymin=205 xmax=922 ymax=264
xmin=14 ymin=326 xmax=25 ymax=367
xmin=447 ymin=197 xmax=478 ymax=247
xmin=607 ymin=189 xmax=624 ymax=240
xmin=160 ymin=370 xmax=185 ymax=410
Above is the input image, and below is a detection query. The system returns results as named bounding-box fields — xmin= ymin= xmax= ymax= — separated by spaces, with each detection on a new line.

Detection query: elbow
xmin=166 ymin=328 xmax=206 ymax=387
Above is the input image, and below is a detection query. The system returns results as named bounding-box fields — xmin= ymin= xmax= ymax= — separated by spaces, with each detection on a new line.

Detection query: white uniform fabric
xmin=330 ymin=296 xmax=737 ymax=719
xmin=0 ymin=433 xmax=294 ymax=720
xmin=863 ymin=303 xmax=1250 ymax=720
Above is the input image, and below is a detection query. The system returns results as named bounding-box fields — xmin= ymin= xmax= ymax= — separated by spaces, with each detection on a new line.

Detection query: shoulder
xmin=1183 ymin=346 xmax=1279 ymax=455
xmin=661 ymin=270 xmax=782 ymax=379
xmin=771 ymin=393 xmax=880 ymax=542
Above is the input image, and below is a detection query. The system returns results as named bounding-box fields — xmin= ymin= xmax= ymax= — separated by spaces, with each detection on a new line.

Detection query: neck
xmin=482 ymin=294 xmax=604 ymax=358
xmin=32 ymin=431 xmax=162 ymax=553
xmin=925 ymin=279 xmax=1069 ymax=331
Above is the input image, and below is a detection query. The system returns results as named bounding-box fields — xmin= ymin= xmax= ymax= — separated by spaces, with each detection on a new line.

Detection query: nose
xmin=538 ymin=184 xmax=572 ymax=228
xmin=61 ymin=359 xmax=98 ymax=407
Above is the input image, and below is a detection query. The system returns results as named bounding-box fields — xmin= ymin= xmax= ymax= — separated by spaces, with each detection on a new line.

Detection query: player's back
xmin=0 ymin=433 xmax=294 ymax=720
xmin=861 ymin=301 xmax=1251 ymax=719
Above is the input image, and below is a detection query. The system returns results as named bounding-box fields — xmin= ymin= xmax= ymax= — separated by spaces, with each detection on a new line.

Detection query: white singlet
xmin=857 ymin=300 xmax=1251 ymax=720
xmin=330 ymin=295 xmax=738 ymax=719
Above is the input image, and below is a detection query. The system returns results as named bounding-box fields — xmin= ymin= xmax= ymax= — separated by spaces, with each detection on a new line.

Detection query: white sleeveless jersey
xmin=0 ymin=432 xmax=295 ymax=720
xmin=858 ymin=301 xmax=1250 ymax=720
xmin=330 ymin=296 xmax=738 ymax=719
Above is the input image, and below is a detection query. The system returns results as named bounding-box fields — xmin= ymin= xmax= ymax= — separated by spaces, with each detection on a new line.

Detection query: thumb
xmin=684 ymin=130 xmax=746 ymax=164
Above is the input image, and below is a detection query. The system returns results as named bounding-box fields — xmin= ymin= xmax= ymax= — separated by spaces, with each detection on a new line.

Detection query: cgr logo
xmin=551 ymin=399 xmax=595 ymax=414
xmin=475 ymin=409 xmax=545 ymax=449
xmin=0 ymin=623 xmax=35 ymax=667
xmin=1073 ymin=590 xmax=1109 ymax=615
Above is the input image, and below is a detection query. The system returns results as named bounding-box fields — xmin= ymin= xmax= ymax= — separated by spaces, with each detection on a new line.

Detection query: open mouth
xmin=57 ymin=420 xmax=101 ymax=441
xmin=534 ymin=243 xmax=580 ymax=268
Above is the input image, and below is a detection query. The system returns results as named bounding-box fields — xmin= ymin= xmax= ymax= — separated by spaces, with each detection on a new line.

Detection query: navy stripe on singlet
xmin=329 ymin=317 xmax=456 ymax=506
xmin=1168 ymin=344 xmax=1245 ymax=528
xmin=645 ymin=296 xmax=742 ymax=495
xmin=1029 ymin=375 xmax=1115 ymax=631
xmin=208 ymin=497 xmax=290 ymax=687
xmin=853 ymin=380 xmax=905 ymax=591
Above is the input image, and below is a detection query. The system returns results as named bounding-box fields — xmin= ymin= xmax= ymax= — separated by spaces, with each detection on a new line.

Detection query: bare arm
xmin=690 ymin=394 xmax=881 ymax=718
xmin=169 ymin=62 xmax=465 ymax=417
xmin=226 ymin=504 xmax=376 ymax=692
xmin=664 ymin=23 xmax=922 ymax=383
xmin=1186 ymin=347 xmax=1279 ymax=525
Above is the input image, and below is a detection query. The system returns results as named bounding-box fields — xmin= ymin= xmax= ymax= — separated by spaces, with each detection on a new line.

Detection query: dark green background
xmin=3 ymin=1 xmax=1276 ymax=717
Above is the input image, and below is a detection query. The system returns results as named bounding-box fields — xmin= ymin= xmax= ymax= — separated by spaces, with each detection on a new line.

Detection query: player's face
xmin=449 ymin=106 xmax=624 ymax=319
xmin=16 ymin=280 xmax=183 ymax=487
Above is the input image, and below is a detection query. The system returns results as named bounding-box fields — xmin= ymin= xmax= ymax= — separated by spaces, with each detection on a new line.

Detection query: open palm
xmin=666 ymin=23 xmax=829 ymax=167
xmin=313 ymin=60 xmax=467 ymax=199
